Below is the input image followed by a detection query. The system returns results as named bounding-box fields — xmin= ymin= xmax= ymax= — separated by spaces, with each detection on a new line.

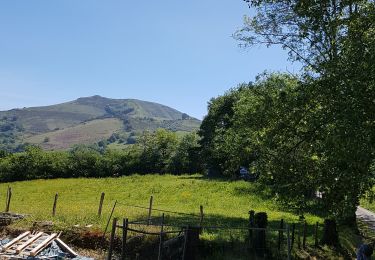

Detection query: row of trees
xmin=0 ymin=129 xmax=202 ymax=182
xmin=198 ymin=0 xmax=374 ymax=244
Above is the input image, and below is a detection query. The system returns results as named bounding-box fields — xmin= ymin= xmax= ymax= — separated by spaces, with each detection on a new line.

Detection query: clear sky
xmin=0 ymin=0 xmax=299 ymax=119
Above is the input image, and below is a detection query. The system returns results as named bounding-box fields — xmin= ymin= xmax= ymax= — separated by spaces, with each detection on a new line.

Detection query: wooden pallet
xmin=0 ymin=231 xmax=77 ymax=259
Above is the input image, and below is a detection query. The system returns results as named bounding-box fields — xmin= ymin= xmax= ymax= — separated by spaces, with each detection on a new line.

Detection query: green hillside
xmin=0 ymin=96 xmax=200 ymax=151
xmin=25 ymin=118 xmax=124 ymax=150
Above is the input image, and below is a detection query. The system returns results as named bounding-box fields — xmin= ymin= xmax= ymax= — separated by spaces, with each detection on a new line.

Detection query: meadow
xmin=0 ymin=174 xmax=322 ymax=229
xmin=0 ymin=174 xmax=363 ymax=258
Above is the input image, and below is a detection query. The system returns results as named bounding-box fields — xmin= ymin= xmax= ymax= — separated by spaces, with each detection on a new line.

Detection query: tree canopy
xmin=200 ymin=0 xmax=375 ymax=226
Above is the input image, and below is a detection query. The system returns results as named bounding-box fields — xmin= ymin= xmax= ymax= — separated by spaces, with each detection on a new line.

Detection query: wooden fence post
xmin=287 ymin=224 xmax=291 ymax=260
xmin=121 ymin=218 xmax=128 ymax=260
xmin=5 ymin=187 xmax=11 ymax=212
xmin=297 ymin=223 xmax=301 ymax=249
xmin=102 ymin=200 xmax=117 ymax=245
xmin=52 ymin=193 xmax=58 ymax=217
xmin=5 ymin=186 xmax=9 ymax=211
xmin=148 ymin=196 xmax=153 ymax=225
xmin=199 ymin=205 xmax=204 ymax=227
xmin=314 ymin=222 xmax=319 ymax=247
xmin=98 ymin=192 xmax=105 ymax=217
xmin=278 ymin=219 xmax=284 ymax=250
xmin=248 ymin=210 xmax=255 ymax=249
xmin=291 ymin=223 xmax=296 ymax=250
xmin=182 ymin=227 xmax=188 ymax=260
xmin=303 ymin=221 xmax=307 ymax=249
xmin=158 ymin=213 xmax=165 ymax=260
xmin=107 ymin=217 xmax=118 ymax=260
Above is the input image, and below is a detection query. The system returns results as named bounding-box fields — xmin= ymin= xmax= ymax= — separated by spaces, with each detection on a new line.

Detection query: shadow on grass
xmin=180 ymin=174 xmax=332 ymax=223
xmin=112 ymin=212 xmax=324 ymax=260
xmin=178 ymin=174 xmax=234 ymax=182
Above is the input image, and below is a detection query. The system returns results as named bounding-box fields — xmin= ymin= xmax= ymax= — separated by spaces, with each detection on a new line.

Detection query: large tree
xmin=232 ymin=0 xmax=375 ymax=229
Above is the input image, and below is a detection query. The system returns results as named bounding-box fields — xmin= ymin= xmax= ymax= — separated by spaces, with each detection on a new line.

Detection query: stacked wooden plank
xmin=0 ymin=231 xmax=78 ymax=259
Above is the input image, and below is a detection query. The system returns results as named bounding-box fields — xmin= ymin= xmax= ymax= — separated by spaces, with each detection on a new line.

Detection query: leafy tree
xmin=230 ymin=0 xmax=375 ymax=244
xmin=137 ymin=129 xmax=179 ymax=173
xmin=68 ymin=145 xmax=103 ymax=177
xmin=199 ymin=86 xmax=248 ymax=175
xmin=170 ymin=132 xmax=203 ymax=174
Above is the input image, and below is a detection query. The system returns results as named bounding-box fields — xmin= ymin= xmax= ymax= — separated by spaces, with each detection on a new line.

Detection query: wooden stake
xmin=107 ymin=217 xmax=118 ymax=260
xmin=148 ymin=195 xmax=153 ymax=225
xmin=199 ymin=205 xmax=204 ymax=227
xmin=297 ymin=223 xmax=301 ymax=249
xmin=121 ymin=218 xmax=128 ymax=260
xmin=157 ymin=213 xmax=165 ymax=260
xmin=291 ymin=223 xmax=295 ymax=250
xmin=287 ymin=225 xmax=291 ymax=260
xmin=302 ymin=221 xmax=307 ymax=249
xmin=182 ymin=227 xmax=188 ymax=260
xmin=314 ymin=222 xmax=319 ymax=247
xmin=5 ymin=186 xmax=9 ymax=212
xmin=278 ymin=219 xmax=284 ymax=250
xmin=5 ymin=187 xmax=12 ymax=212
xmin=98 ymin=192 xmax=105 ymax=217
xmin=52 ymin=193 xmax=58 ymax=217
xmin=248 ymin=210 xmax=255 ymax=250
xmin=102 ymin=200 xmax=117 ymax=245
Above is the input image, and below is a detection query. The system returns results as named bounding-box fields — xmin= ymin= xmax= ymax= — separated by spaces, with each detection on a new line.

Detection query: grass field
xmin=0 ymin=174 xmax=362 ymax=258
xmin=1 ymin=174 xmax=321 ymax=229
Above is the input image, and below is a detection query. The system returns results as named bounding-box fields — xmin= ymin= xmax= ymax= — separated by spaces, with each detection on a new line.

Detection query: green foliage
xmin=0 ymin=116 xmax=24 ymax=152
xmin=199 ymin=0 xmax=375 ymax=225
xmin=170 ymin=132 xmax=203 ymax=174
xmin=0 ymin=129 xmax=203 ymax=182
xmin=135 ymin=129 xmax=203 ymax=174
xmin=199 ymin=85 xmax=247 ymax=175
xmin=200 ymin=66 xmax=374 ymax=220
xmin=0 ymin=146 xmax=70 ymax=181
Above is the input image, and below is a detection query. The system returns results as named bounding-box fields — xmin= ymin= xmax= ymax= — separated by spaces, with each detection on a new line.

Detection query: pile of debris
xmin=0 ymin=231 xmax=92 ymax=259
xmin=0 ymin=213 xmax=25 ymax=226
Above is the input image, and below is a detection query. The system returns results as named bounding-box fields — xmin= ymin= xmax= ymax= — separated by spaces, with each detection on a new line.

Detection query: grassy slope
xmin=0 ymin=96 xmax=194 ymax=134
xmin=24 ymin=118 xmax=124 ymax=150
xmin=0 ymin=96 xmax=201 ymax=150
xmin=1 ymin=103 xmax=105 ymax=133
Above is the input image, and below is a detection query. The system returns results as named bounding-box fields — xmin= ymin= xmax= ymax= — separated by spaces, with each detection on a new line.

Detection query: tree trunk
xmin=321 ymin=219 xmax=339 ymax=246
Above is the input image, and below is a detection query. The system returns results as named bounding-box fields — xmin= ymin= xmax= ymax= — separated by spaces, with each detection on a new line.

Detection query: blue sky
xmin=0 ymin=0 xmax=299 ymax=119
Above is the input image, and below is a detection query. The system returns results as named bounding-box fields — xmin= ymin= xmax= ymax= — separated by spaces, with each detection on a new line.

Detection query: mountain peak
xmin=0 ymin=96 xmax=200 ymax=151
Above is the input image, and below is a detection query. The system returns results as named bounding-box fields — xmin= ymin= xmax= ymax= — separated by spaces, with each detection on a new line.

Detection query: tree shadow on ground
xmin=114 ymin=212 xmax=319 ymax=260
xmin=178 ymin=174 xmax=234 ymax=182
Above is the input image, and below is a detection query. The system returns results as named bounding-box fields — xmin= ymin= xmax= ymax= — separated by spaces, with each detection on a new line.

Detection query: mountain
xmin=0 ymin=95 xmax=201 ymax=151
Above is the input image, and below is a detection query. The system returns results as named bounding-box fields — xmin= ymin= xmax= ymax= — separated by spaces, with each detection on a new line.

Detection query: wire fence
xmin=2 ymin=188 xmax=321 ymax=259
xmin=105 ymin=198 xmax=298 ymax=260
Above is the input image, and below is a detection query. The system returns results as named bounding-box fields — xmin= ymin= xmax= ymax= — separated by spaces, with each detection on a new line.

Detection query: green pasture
xmin=0 ymin=174 xmax=363 ymax=258
xmin=1 ymin=174 xmax=320 ymax=230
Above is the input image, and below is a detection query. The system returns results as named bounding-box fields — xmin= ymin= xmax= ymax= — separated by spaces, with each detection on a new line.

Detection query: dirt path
xmin=356 ymin=206 xmax=375 ymax=230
